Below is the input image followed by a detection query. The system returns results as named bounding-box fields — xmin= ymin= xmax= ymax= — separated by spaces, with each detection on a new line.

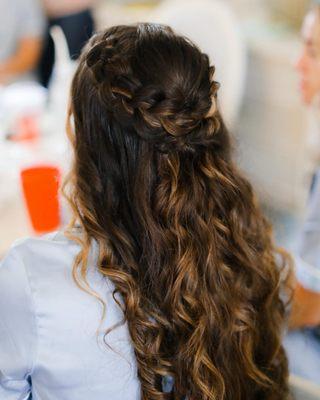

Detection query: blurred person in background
xmin=0 ymin=23 xmax=292 ymax=400
xmin=38 ymin=0 xmax=96 ymax=87
xmin=284 ymin=0 xmax=320 ymax=384
xmin=0 ymin=0 xmax=44 ymax=84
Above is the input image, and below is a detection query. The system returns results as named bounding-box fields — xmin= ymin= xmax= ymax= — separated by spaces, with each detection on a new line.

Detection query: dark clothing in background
xmin=38 ymin=9 xmax=94 ymax=87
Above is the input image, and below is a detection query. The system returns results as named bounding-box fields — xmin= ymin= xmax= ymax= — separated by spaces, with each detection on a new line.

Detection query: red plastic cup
xmin=20 ymin=165 xmax=61 ymax=234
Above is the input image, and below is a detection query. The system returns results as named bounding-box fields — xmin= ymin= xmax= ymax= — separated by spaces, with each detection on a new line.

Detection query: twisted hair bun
xmin=84 ymin=25 xmax=220 ymax=153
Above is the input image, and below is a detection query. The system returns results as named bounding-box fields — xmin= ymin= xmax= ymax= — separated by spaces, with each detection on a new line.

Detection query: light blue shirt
xmin=295 ymin=169 xmax=320 ymax=293
xmin=0 ymin=231 xmax=141 ymax=399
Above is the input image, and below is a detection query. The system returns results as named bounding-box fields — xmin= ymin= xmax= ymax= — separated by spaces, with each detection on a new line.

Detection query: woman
xmin=0 ymin=24 xmax=291 ymax=399
xmin=284 ymin=0 xmax=320 ymax=384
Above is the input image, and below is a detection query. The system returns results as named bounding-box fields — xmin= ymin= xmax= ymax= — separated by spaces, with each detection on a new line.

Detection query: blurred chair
xmin=289 ymin=374 xmax=320 ymax=399
xmin=150 ymin=0 xmax=247 ymax=129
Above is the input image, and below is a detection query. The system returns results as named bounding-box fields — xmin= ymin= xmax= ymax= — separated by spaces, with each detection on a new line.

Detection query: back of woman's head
xmin=66 ymin=23 xmax=290 ymax=400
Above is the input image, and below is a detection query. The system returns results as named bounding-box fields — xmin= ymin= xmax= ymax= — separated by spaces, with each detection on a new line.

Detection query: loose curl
xmin=64 ymin=23 xmax=291 ymax=400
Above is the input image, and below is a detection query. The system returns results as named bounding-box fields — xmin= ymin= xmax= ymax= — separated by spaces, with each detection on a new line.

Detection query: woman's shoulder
xmin=0 ymin=229 xmax=102 ymax=333
xmin=10 ymin=230 xmax=80 ymax=255
xmin=4 ymin=230 xmax=81 ymax=269
xmin=0 ymin=231 xmax=86 ymax=300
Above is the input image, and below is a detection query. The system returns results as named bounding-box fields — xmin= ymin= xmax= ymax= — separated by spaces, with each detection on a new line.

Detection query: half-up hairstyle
xmin=64 ymin=23 xmax=291 ymax=400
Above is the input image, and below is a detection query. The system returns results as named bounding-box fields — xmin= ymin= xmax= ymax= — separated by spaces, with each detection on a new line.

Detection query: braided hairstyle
xmin=65 ymin=23 xmax=291 ymax=400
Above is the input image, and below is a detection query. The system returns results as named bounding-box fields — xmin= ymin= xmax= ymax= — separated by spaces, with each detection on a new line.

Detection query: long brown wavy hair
xmin=64 ymin=23 xmax=291 ymax=400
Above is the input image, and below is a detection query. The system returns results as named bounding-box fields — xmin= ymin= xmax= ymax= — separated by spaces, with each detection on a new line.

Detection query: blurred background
xmin=0 ymin=0 xmax=314 ymax=255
